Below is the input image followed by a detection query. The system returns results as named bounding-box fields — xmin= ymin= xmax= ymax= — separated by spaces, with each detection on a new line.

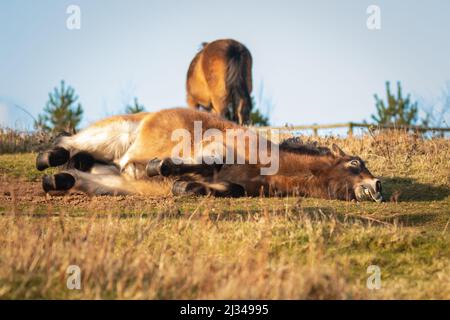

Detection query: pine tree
xmin=248 ymin=84 xmax=271 ymax=126
xmin=125 ymin=97 xmax=145 ymax=114
xmin=35 ymin=80 xmax=83 ymax=133
xmin=372 ymin=81 xmax=419 ymax=126
xmin=250 ymin=97 xmax=270 ymax=126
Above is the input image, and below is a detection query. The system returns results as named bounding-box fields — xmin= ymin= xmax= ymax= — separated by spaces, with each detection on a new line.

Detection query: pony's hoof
xmin=146 ymin=158 xmax=162 ymax=177
xmin=172 ymin=180 xmax=206 ymax=196
xmin=67 ymin=152 xmax=95 ymax=172
xmin=146 ymin=158 xmax=176 ymax=177
xmin=36 ymin=147 xmax=70 ymax=171
xmin=224 ymin=183 xmax=246 ymax=198
xmin=42 ymin=173 xmax=75 ymax=193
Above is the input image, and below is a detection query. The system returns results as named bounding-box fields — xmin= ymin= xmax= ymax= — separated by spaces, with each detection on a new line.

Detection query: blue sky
xmin=1 ymin=0 xmax=449 ymax=129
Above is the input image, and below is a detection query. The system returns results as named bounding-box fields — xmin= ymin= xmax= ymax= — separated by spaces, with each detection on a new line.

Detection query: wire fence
xmin=256 ymin=122 xmax=450 ymax=137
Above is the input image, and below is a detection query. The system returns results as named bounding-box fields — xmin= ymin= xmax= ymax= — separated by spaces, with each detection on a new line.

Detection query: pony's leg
xmin=115 ymin=113 xmax=173 ymax=179
xmin=36 ymin=144 xmax=102 ymax=172
xmin=37 ymin=119 xmax=138 ymax=171
xmin=211 ymin=95 xmax=229 ymax=119
xmin=42 ymin=172 xmax=76 ymax=193
xmin=42 ymin=164 xmax=131 ymax=196
xmin=236 ymin=99 xmax=245 ymax=125
xmin=145 ymin=158 xmax=245 ymax=197
xmin=171 ymin=178 xmax=245 ymax=198
xmin=187 ymin=94 xmax=199 ymax=110
xmin=36 ymin=133 xmax=97 ymax=171
xmin=145 ymin=158 xmax=223 ymax=177
xmin=171 ymin=177 xmax=207 ymax=196
xmin=236 ymin=95 xmax=251 ymax=125
xmin=65 ymin=152 xmax=96 ymax=172
xmin=36 ymin=147 xmax=71 ymax=171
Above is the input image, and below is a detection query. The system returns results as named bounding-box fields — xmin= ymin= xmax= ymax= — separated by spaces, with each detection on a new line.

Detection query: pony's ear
xmin=331 ymin=144 xmax=346 ymax=158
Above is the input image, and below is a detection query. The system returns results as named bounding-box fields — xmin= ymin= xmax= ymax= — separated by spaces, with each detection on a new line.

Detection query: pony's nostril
xmin=376 ymin=180 xmax=382 ymax=193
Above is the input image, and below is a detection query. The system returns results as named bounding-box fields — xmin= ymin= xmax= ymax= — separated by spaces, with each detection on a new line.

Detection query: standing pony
xmin=186 ymin=39 xmax=253 ymax=125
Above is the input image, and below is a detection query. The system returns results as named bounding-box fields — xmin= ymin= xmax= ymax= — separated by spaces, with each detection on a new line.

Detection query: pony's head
xmin=322 ymin=144 xmax=383 ymax=202
xmin=280 ymin=139 xmax=383 ymax=202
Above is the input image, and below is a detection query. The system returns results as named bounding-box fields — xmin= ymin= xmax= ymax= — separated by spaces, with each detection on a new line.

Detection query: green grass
xmin=0 ymin=153 xmax=57 ymax=181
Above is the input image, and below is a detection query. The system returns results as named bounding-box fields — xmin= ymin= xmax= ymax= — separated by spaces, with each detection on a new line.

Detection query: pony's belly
xmin=217 ymin=165 xmax=266 ymax=196
xmin=61 ymin=120 xmax=139 ymax=162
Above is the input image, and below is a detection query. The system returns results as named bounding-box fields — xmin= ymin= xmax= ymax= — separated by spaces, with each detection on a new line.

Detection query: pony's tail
xmin=225 ymin=43 xmax=252 ymax=125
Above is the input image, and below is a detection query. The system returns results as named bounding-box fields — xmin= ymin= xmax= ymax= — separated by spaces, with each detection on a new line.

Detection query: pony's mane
xmin=279 ymin=137 xmax=332 ymax=156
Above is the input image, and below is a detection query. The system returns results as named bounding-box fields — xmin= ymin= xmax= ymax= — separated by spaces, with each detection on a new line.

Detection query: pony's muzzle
xmin=355 ymin=179 xmax=383 ymax=203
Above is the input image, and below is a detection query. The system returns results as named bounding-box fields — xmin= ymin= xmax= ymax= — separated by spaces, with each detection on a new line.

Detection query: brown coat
xmin=186 ymin=39 xmax=253 ymax=125
xmin=37 ymin=108 xmax=383 ymax=202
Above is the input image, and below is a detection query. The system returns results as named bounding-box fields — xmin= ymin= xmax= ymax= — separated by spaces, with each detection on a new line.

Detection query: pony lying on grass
xmin=36 ymin=108 xmax=383 ymax=202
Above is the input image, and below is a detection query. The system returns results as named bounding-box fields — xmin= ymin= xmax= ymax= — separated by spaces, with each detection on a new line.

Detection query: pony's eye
xmin=350 ymin=160 xmax=360 ymax=167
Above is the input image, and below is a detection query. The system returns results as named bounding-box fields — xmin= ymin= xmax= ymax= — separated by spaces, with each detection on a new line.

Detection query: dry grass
xmin=0 ymin=130 xmax=449 ymax=299
xmin=0 ymin=128 xmax=52 ymax=154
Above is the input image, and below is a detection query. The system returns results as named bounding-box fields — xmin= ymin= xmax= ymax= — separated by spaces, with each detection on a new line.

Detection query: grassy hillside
xmin=0 ymin=131 xmax=449 ymax=299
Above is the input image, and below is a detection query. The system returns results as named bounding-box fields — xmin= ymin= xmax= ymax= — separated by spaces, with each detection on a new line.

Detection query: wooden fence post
xmin=348 ymin=123 xmax=354 ymax=137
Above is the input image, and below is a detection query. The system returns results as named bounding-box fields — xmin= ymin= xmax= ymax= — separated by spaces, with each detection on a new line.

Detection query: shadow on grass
xmin=381 ymin=177 xmax=450 ymax=202
xmin=381 ymin=212 xmax=438 ymax=227
xmin=2 ymin=203 xmax=440 ymax=228
xmin=187 ymin=206 xmax=439 ymax=227
xmin=297 ymin=207 xmax=441 ymax=228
